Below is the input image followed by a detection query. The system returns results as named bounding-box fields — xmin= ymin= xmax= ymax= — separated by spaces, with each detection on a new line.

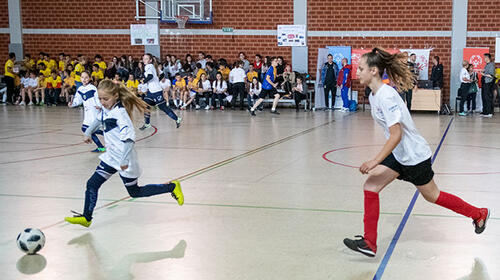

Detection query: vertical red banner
xmin=463 ymin=48 xmax=489 ymax=87
xmin=352 ymin=48 xmax=399 ymax=79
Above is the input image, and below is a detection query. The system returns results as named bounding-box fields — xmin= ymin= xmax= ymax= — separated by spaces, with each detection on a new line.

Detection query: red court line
xmin=0 ymin=129 xmax=62 ymax=140
xmin=322 ymin=144 xmax=500 ymax=175
xmin=0 ymin=125 xmax=158 ymax=165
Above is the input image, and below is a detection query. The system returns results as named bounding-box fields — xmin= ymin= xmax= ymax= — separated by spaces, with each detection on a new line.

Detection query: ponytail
xmin=362 ymin=47 xmax=415 ymax=92
xmin=98 ymin=79 xmax=149 ymax=120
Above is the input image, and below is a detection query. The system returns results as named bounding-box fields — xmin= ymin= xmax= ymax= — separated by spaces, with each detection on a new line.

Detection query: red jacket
xmin=337 ymin=64 xmax=352 ymax=88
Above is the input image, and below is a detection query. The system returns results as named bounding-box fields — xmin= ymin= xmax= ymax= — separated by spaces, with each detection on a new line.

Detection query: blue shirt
xmin=262 ymin=66 xmax=275 ymax=90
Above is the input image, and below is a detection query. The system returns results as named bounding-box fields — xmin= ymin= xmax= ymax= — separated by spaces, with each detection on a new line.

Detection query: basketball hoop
xmin=175 ymin=16 xmax=189 ymax=29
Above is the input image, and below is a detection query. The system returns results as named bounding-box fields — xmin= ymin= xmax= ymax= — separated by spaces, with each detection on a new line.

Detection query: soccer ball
xmin=16 ymin=228 xmax=45 ymax=255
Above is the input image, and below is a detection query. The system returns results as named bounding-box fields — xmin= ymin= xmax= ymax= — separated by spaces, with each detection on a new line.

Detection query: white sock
xmin=174 ymin=99 xmax=178 ymax=106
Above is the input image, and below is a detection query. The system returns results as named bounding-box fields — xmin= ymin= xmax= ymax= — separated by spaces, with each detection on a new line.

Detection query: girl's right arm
xmin=83 ymin=117 xmax=103 ymax=142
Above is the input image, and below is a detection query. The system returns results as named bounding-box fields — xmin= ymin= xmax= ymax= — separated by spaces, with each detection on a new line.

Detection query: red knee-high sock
xmin=435 ymin=191 xmax=481 ymax=220
xmin=363 ymin=190 xmax=379 ymax=250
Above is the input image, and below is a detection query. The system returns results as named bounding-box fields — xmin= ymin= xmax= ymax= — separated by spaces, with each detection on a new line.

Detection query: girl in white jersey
xmin=139 ymin=53 xmax=181 ymax=130
xmin=343 ymin=48 xmax=489 ymax=257
xmin=64 ymin=79 xmax=184 ymax=227
xmin=68 ymin=71 xmax=105 ymax=153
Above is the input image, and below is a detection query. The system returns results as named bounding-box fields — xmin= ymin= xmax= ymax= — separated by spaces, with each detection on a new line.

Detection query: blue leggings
xmin=81 ymin=125 xmax=104 ymax=148
xmin=82 ymin=161 xmax=176 ymax=220
xmin=144 ymin=91 xmax=178 ymax=124
xmin=341 ymin=86 xmax=349 ymax=108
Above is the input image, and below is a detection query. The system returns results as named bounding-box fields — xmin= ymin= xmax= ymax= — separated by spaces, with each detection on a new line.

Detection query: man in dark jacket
xmin=320 ymin=54 xmax=339 ymax=109
xmin=430 ymin=56 xmax=443 ymax=89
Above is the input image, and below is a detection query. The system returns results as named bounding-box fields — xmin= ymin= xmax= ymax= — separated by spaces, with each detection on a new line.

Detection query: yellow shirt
xmin=174 ymin=78 xmax=186 ymax=89
xmin=47 ymin=76 xmax=62 ymax=88
xmin=25 ymin=59 xmax=35 ymax=70
xmin=37 ymin=59 xmax=48 ymax=68
xmin=59 ymin=61 xmax=65 ymax=71
xmin=48 ymin=59 xmax=57 ymax=70
xmin=247 ymin=71 xmax=258 ymax=82
xmin=495 ymin=68 xmax=500 ymax=83
xmin=40 ymin=68 xmax=52 ymax=77
xmin=39 ymin=77 xmax=47 ymax=88
xmin=91 ymin=70 xmax=104 ymax=81
xmin=70 ymin=71 xmax=76 ymax=79
xmin=126 ymin=79 xmax=139 ymax=89
xmin=74 ymin=63 xmax=84 ymax=82
xmin=194 ymin=69 xmax=207 ymax=84
xmin=4 ymin=59 xmax=15 ymax=78
xmin=64 ymin=76 xmax=75 ymax=87
xmin=97 ymin=61 xmax=107 ymax=71
xmin=221 ymin=68 xmax=230 ymax=81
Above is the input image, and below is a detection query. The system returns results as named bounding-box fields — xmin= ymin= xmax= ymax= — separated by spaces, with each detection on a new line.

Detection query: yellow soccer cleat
xmin=65 ymin=213 xmax=92 ymax=228
xmin=171 ymin=180 xmax=184 ymax=206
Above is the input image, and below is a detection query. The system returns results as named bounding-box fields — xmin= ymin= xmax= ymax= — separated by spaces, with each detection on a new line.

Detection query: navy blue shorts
xmin=144 ymin=90 xmax=165 ymax=105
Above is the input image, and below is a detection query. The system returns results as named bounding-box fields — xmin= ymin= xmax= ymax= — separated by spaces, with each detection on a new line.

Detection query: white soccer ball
xmin=16 ymin=228 xmax=45 ymax=255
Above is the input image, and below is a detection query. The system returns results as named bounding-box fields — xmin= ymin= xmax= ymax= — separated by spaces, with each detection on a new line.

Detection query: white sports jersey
xmin=70 ymin=84 xmax=101 ymax=126
xmin=144 ymin=64 xmax=162 ymax=93
xmin=98 ymin=102 xmax=141 ymax=178
xmin=138 ymin=83 xmax=148 ymax=94
xmin=369 ymin=84 xmax=432 ymax=165
xmin=160 ymin=78 xmax=171 ymax=90
xmin=21 ymin=77 xmax=31 ymax=88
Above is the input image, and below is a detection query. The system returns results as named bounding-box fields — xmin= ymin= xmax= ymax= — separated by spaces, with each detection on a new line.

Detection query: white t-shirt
xmin=249 ymin=83 xmax=262 ymax=95
xmin=144 ymin=63 xmax=163 ymax=93
xmin=460 ymin=67 xmax=470 ymax=83
xmin=369 ymin=84 xmax=432 ymax=165
xmin=212 ymin=80 xmax=227 ymax=94
xmin=28 ymin=77 xmax=38 ymax=88
xmin=200 ymin=80 xmax=211 ymax=91
xmin=98 ymin=102 xmax=141 ymax=178
xmin=229 ymin=68 xmax=246 ymax=83
xmin=21 ymin=77 xmax=31 ymax=88
xmin=70 ymin=84 xmax=101 ymax=126
xmin=160 ymin=79 xmax=171 ymax=90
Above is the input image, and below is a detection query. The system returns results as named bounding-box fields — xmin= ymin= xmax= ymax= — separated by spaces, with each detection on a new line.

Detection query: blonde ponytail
xmin=98 ymin=79 xmax=149 ymax=120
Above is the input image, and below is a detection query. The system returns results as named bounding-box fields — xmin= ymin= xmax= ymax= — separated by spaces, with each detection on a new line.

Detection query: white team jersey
xmin=138 ymin=83 xmax=148 ymax=94
xmin=70 ymin=84 xmax=101 ymax=126
xmin=144 ymin=64 xmax=162 ymax=93
xmin=98 ymin=102 xmax=141 ymax=178
xmin=160 ymin=78 xmax=171 ymax=90
xmin=369 ymin=84 xmax=432 ymax=165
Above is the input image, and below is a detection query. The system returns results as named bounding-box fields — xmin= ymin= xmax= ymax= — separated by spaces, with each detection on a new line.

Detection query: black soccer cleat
xmin=343 ymin=235 xmax=376 ymax=257
xmin=474 ymin=208 xmax=490 ymax=234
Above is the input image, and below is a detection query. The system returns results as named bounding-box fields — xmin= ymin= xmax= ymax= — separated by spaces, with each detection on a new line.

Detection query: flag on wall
xmin=463 ymin=48 xmax=490 ymax=72
xmin=327 ymin=46 xmax=352 ymax=69
xmin=351 ymin=48 xmax=400 ymax=79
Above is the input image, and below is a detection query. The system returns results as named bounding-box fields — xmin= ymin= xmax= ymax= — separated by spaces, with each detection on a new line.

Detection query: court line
xmin=0 ymin=129 xmax=62 ymax=140
xmin=373 ymin=117 xmax=454 ymax=280
xmin=0 ymin=126 xmax=158 ymax=165
xmin=38 ymin=119 xmax=337 ymax=230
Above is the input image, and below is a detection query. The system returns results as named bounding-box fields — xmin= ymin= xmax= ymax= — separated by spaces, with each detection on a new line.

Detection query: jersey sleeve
xmin=117 ymin=109 xmax=136 ymax=142
xmin=70 ymin=91 xmax=83 ymax=107
xmin=380 ymin=93 xmax=402 ymax=128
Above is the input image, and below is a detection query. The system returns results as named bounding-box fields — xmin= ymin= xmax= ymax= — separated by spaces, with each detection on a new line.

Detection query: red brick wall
xmin=308 ymin=37 xmax=453 ymax=104
xmin=308 ymin=0 xmax=453 ymax=31
xmin=0 ymin=34 xmax=10 ymax=64
xmin=0 ymin=0 xmax=8 ymax=28
xmin=467 ymin=1 xmax=500 ymax=31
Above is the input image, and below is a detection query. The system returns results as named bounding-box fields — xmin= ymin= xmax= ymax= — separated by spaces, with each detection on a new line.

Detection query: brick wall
xmin=308 ymin=0 xmax=453 ymax=31
xmin=0 ymin=0 xmax=8 ymax=28
xmin=467 ymin=1 xmax=500 ymax=31
xmin=0 ymin=34 xmax=10 ymax=64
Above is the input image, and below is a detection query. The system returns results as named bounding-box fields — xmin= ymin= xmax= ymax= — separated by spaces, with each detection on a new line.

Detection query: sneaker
xmin=170 ymin=180 xmax=184 ymax=206
xmin=484 ymin=114 xmax=493 ymax=118
xmin=38 ymin=101 xmax=44 ymax=106
xmin=474 ymin=208 xmax=490 ymax=234
xmin=248 ymin=108 xmax=256 ymax=116
xmin=458 ymin=112 xmax=467 ymax=116
xmin=139 ymin=123 xmax=151 ymax=130
xmin=270 ymin=109 xmax=280 ymax=115
xmin=28 ymin=101 xmax=33 ymax=106
xmin=90 ymin=148 xmax=101 ymax=153
xmin=343 ymin=235 xmax=376 ymax=257
xmin=195 ymin=105 xmax=200 ymax=110
xmin=176 ymin=117 xmax=182 ymax=128
xmin=64 ymin=211 xmax=92 ymax=228
xmin=97 ymin=147 xmax=106 ymax=153
xmin=19 ymin=101 xmax=25 ymax=106
xmin=204 ymin=105 xmax=210 ymax=110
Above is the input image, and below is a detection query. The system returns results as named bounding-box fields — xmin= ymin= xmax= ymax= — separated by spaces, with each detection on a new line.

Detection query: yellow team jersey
xmin=46 ymin=76 xmax=62 ymax=88
xmin=97 ymin=61 xmax=107 ymax=70
xmin=91 ymin=70 xmax=104 ymax=81
xmin=70 ymin=71 xmax=76 ymax=79
xmin=174 ymin=78 xmax=186 ymax=89
xmin=59 ymin=61 xmax=65 ymax=71
xmin=48 ymin=59 xmax=57 ymax=70
xmin=126 ymin=79 xmax=139 ymax=89
xmin=74 ymin=63 xmax=84 ymax=82
xmin=194 ymin=69 xmax=207 ymax=84
xmin=25 ymin=59 xmax=35 ymax=70
xmin=247 ymin=71 xmax=258 ymax=82
xmin=37 ymin=59 xmax=48 ymax=68
xmin=40 ymin=68 xmax=52 ymax=77
xmin=39 ymin=77 xmax=47 ymax=88
xmin=221 ymin=68 xmax=230 ymax=81
xmin=64 ymin=76 xmax=75 ymax=87
xmin=495 ymin=68 xmax=500 ymax=83
xmin=4 ymin=59 xmax=15 ymax=78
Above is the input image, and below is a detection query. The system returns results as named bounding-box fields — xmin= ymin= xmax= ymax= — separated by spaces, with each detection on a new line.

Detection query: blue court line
xmin=373 ymin=117 xmax=454 ymax=280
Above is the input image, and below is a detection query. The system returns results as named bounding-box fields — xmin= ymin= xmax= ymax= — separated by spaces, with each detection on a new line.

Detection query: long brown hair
xmin=362 ymin=47 xmax=414 ymax=92
xmin=98 ymin=79 xmax=149 ymax=120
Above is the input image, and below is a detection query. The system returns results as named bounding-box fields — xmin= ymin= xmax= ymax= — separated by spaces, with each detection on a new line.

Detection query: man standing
xmin=481 ymin=53 xmax=495 ymax=117
xmin=321 ymin=54 xmax=338 ymax=110
xmin=404 ymin=53 xmax=419 ymax=111
xmin=430 ymin=56 xmax=443 ymax=90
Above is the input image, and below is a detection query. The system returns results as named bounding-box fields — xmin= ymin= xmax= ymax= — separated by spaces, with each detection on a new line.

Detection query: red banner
xmin=463 ymin=48 xmax=489 ymax=87
xmin=351 ymin=48 xmax=399 ymax=79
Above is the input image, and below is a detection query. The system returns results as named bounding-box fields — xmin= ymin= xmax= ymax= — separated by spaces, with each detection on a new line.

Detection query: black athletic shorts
xmin=380 ymin=153 xmax=434 ymax=186
xmin=258 ymin=88 xmax=279 ymax=99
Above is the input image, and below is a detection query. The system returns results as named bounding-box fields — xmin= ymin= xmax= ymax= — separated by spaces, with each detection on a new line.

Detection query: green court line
xmin=0 ymin=192 xmax=497 ymax=221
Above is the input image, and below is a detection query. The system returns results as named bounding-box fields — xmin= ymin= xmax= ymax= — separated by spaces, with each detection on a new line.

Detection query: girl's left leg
xmin=158 ymin=102 xmax=181 ymax=128
xmin=416 ymin=179 xmax=489 ymax=233
xmin=120 ymin=176 xmax=184 ymax=205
